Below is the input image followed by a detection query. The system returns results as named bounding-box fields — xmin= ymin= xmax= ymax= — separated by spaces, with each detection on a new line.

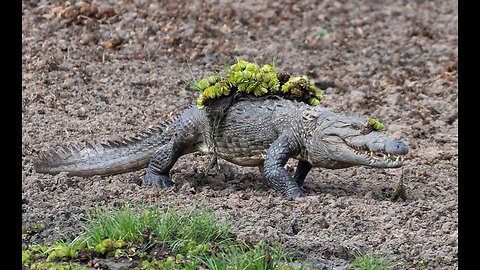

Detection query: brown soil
xmin=22 ymin=0 xmax=458 ymax=269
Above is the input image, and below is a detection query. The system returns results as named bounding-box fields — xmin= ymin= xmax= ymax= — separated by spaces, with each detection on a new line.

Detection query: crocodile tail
xmin=33 ymin=124 xmax=169 ymax=177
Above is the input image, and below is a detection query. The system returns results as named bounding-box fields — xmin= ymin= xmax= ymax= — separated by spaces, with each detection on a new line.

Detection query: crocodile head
xmin=306 ymin=110 xmax=409 ymax=169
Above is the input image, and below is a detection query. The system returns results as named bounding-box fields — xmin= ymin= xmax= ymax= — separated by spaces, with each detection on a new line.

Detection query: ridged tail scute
xmin=33 ymin=125 xmax=169 ymax=177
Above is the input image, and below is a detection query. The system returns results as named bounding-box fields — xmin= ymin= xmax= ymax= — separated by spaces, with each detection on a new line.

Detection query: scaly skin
xmin=34 ymin=98 xmax=409 ymax=200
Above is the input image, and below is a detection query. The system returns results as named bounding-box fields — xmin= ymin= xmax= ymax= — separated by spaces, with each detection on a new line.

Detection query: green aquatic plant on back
xmin=280 ymin=75 xmax=324 ymax=106
xmin=193 ymin=60 xmax=324 ymax=109
xmin=366 ymin=117 xmax=384 ymax=131
xmin=361 ymin=117 xmax=384 ymax=135
xmin=228 ymin=60 xmax=280 ymax=97
xmin=195 ymin=75 xmax=232 ymax=109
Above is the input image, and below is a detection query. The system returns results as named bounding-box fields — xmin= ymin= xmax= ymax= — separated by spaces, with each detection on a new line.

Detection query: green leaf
xmin=194 ymin=75 xmax=220 ymax=91
xmin=261 ymin=64 xmax=274 ymax=73
xmin=196 ymin=95 xmax=205 ymax=109
xmin=314 ymin=28 xmax=329 ymax=38
xmin=115 ymin=239 xmax=125 ymax=248
xmin=230 ymin=60 xmax=248 ymax=72
xmin=309 ymin=98 xmax=320 ymax=106
xmin=22 ymin=251 xmax=30 ymax=265
xmin=374 ymin=121 xmax=384 ymax=130
xmin=367 ymin=118 xmax=384 ymax=130
xmin=254 ymin=86 xmax=268 ymax=97
xmin=315 ymin=89 xmax=324 ymax=100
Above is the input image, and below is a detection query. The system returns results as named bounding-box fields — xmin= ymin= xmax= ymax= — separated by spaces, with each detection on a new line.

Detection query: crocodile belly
xmin=218 ymin=152 xmax=266 ymax=166
xmin=215 ymin=137 xmax=270 ymax=167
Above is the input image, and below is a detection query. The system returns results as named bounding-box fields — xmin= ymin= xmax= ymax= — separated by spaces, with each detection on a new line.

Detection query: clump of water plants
xmin=361 ymin=117 xmax=384 ymax=134
xmin=280 ymin=75 xmax=324 ymax=106
xmin=366 ymin=117 xmax=384 ymax=131
xmin=193 ymin=60 xmax=323 ymax=109
xmin=228 ymin=60 xmax=280 ymax=97
xmin=194 ymin=75 xmax=232 ymax=109
xmin=46 ymin=244 xmax=78 ymax=262
xmin=93 ymin=238 xmax=125 ymax=256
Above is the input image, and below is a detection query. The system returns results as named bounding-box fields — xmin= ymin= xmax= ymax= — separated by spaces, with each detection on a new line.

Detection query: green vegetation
xmin=229 ymin=60 xmax=280 ymax=97
xmin=22 ymin=222 xmax=46 ymax=235
xmin=80 ymin=203 xmax=232 ymax=250
xmin=193 ymin=60 xmax=323 ymax=109
xmin=22 ymin=242 xmax=83 ymax=268
xmin=360 ymin=118 xmax=384 ymax=135
xmin=391 ymin=168 xmax=407 ymax=202
xmin=314 ymin=28 xmax=329 ymax=38
xmin=29 ymin=262 xmax=88 ymax=270
xmin=201 ymin=242 xmax=304 ymax=270
xmin=370 ymin=118 xmax=384 ymax=131
xmin=22 ymin=203 xmax=306 ymax=269
xmin=281 ymin=75 xmax=324 ymax=106
xmin=349 ymin=254 xmax=390 ymax=270
xmin=366 ymin=118 xmax=384 ymax=131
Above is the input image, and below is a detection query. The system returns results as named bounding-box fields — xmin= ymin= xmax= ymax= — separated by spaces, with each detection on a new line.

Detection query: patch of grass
xmin=23 ymin=202 xmax=305 ymax=269
xmin=314 ymin=28 xmax=329 ymax=38
xmin=350 ymin=253 xmax=390 ymax=270
xmin=79 ymin=203 xmax=233 ymax=252
xmin=202 ymin=242 xmax=297 ymax=270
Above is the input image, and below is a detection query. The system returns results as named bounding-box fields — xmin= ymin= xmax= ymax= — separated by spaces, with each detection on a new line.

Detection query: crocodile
xmin=33 ymin=96 xmax=409 ymax=200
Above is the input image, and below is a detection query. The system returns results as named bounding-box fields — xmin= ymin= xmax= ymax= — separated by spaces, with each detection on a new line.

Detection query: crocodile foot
xmin=283 ymin=187 xmax=305 ymax=201
xmin=144 ymin=172 xmax=174 ymax=188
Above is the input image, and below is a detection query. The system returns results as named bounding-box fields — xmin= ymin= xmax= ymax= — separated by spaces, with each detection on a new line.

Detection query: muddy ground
xmin=22 ymin=0 xmax=458 ymax=269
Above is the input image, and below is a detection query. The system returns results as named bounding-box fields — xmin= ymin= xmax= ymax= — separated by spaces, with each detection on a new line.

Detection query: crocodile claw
xmin=284 ymin=188 xmax=304 ymax=201
xmin=144 ymin=172 xmax=174 ymax=188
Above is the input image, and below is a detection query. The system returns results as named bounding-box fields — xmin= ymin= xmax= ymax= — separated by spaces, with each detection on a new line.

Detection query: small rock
xmin=104 ymin=37 xmax=124 ymax=49
xmin=317 ymin=217 xmax=330 ymax=229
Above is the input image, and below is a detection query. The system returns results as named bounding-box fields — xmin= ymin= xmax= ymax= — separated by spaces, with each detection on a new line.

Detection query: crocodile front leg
xmin=263 ymin=134 xmax=304 ymax=200
xmin=293 ymin=160 xmax=312 ymax=187
xmin=259 ymin=160 xmax=311 ymax=188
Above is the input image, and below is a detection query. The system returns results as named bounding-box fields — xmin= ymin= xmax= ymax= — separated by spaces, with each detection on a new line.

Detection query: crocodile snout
xmin=386 ymin=139 xmax=409 ymax=155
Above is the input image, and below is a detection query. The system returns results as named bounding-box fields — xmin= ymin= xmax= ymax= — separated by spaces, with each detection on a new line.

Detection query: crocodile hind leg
xmin=263 ymin=134 xmax=304 ymax=200
xmin=144 ymin=109 xmax=199 ymax=188
xmin=144 ymin=140 xmax=183 ymax=187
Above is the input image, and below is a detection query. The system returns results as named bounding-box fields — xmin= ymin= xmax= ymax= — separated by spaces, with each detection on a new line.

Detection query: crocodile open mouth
xmin=350 ymin=144 xmax=405 ymax=163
